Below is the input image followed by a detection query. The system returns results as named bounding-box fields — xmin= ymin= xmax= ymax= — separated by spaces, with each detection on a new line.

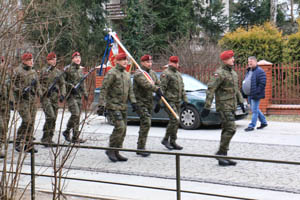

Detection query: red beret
xmin=116 ymin=53 xmax=127 ymax=61
xmin=72 ymin=52 xmax=80 ymax=58
xmin=47 ymin=52 xmax=56 ymax=60
xmin=169 ymin=56 xmax=179 ymax=63
xmin=22 ymin=53 xmax=33 ymax=61
xmin=220 ymin=50 xmax=234 ymax=61
xmin=141 ymin=54 xmax=152 ymax=62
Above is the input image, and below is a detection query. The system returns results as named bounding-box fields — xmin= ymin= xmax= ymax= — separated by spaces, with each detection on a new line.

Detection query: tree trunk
xmin=270 ymin=0 xmax=278 ymax=25
xmin=291 ymin=0 xmax=294 ymax=22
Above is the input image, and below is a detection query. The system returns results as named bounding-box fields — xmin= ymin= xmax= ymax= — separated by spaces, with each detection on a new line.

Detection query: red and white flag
xmin=105 ymin=33 xmax=131 ymax=74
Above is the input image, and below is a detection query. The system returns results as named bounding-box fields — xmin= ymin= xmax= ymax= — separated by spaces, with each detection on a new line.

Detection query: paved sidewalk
xmin=3 ymin=110 xmax=300 ymax=200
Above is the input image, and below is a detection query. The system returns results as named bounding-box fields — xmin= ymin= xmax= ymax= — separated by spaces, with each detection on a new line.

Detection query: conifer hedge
xmin=219 ymin=23 xmax=284 ymax=64
xmin=284 ymin=20 xmax=300 ymax=63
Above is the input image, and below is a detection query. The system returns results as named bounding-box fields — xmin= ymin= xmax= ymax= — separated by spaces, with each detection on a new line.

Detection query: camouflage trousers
xmin=108 ymin=110 xmax=127 ymax=148
xmin=218 ymin=110 xmax=236 ymax=154
xmin=136 ymin=105 xmax=152 ymax=149
xmin=16 ymin=101 xmax=37 ymax=143
xmin=0 ymin=109 xmax=10 ymax=149
xmin=66 ymin=97 xmax=82 ymax=138
xmin=164 ymin=102 xmax=180 ymax=143
xmin=41 ymin=97 xmax=59 ymax=142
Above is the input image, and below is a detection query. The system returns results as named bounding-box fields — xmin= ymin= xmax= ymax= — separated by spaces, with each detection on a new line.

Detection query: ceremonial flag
xmin=105 ymin=33 xmax=131 ymax=74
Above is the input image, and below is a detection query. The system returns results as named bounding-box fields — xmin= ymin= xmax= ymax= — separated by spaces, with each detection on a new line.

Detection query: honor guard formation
xmin=0 ymin=47 xmax=254 ymax=167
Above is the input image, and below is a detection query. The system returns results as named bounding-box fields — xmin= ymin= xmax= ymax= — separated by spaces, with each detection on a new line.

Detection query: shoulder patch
xmin=214 ymin=73 xmax=219 ymax=77
xmin=161 ymin=73 xmax=166 ymax=78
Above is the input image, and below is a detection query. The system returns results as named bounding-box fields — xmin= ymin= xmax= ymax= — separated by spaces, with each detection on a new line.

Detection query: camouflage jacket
xmin=13 ymin=64 xmax=42 ymax=102
xmin=133 ymin=66 xmax=160 ymax=108
xmin=0 ymin=72 xmax=11 ymax=112
xmin=99 ymin=64 xmax=136 ymax=111
xmin=64 ymin=62 xmax=88 ymax=98
xmin=204 ymin=64 xmax=244 ymax=112
xmin=160 ymin=65 xmax=188 ymax=103
xmin=39 ymin=65 xmax=66 ymax=101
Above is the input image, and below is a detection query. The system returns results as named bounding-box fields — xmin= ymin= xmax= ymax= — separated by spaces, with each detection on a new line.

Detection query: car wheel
xmin=180 ymin=106 xmax=201 ymax=130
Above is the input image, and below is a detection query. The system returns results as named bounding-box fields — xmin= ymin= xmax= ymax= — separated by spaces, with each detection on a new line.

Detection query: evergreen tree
xmin=121 ymin=0 xmax=156 ymax=59
xmin=194 ymin=0 xmax=228 ymax=43
xmin=122 ymin=0 xmax=194 ymax=57
xmin=25 ymin=0 xmax=108 ymax=66
xmin=229 ymin=0 xmax=285 ymax=31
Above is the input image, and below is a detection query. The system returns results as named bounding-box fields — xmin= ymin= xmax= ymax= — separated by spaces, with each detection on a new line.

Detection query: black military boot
xmin=71 ymin=137 xmax=86 ymax=144
xmin=161 ymin=138 xmax=173 ymax=150
xmin=63 ymin=130 xmax=71 ymax=142
xmin=41 ymin=138 xmax=55 ymax=147
xmin=115 ymin=151 xmax=128 ymax=161
xmin=224 ymin=152 xmax=237 ymax=166
xmin=15 ymin=142 xmax=22 ymax=152
xmin=0 ymin=151 xmax=5 ymax=159
xmin=0 ymin=145 xmax=4 ymax=159
xmin=24 ymin=144 xmax=38 ymax=153
xmin=170 ymin=141 xmax=183 ymax=150
xmin=216 ymin=151 xmax=230 ymax=166
xmin=105 ymin=150 xmax=118 ymax=162
xmin=136 ymin=148 xmax=151 ymax=157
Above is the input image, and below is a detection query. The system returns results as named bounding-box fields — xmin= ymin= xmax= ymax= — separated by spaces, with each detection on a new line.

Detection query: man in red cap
xmin=159 ymin=56 xmax=188 ymax=150
xmin=98 ymin=53 xmax=138 ymax=162
xmin=40 ymin=52 xmax=66 ymax=147
xmin=62 ymin=51 xmax=88 ymax=143
xmin=13 ymin=53 xmax=42 ymax=153
xmin=133 ymin=54 xmax=162 ymax=157
xmin=201 ymin=50 xmax=245 ymax=166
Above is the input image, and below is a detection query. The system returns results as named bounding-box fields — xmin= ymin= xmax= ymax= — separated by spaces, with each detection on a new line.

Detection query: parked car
xmin=93 ymin=72 xmax=249 ymax=130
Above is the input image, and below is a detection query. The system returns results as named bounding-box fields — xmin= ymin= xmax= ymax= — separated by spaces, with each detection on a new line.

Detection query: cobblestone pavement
xmin=3 ymin=110 xmax=299 ymax=196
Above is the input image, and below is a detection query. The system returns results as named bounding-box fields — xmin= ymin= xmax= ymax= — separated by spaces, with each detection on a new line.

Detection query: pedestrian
xmin=0 ymin=56 xmax=11 ymax=158
xmin=243 ymin=56 xmax=268 ymax=132
xmin=40 ymin=52 xmax=66 ymax=147
xmin=13 ymin=53 xmax=42 ymax=153
xmin=98 ymin=53 xmax=138 ymax=162
xmin=62 ymin=52 xmax=88 ymax=143
xmin=159 ymin=56 xmax=188 ymax=150
xmin=133 ymin=54 xmax=162 ymax=157
xmin=201 ymin=50 xmax=245 ymax=166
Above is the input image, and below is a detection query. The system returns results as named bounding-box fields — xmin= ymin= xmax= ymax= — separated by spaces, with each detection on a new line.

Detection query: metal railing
xmin=2 ymin=141 xmax=300 ymax=200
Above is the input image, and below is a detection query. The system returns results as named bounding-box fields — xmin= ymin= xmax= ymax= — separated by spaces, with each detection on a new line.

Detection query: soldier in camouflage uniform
xmin=62 ymin=52 xmax=88 ymax=143
xmin=133 ymin=55 xmax=162 ymax=157
xmin=13 ymin=53 xmax=42 ymax=153
xmin=160 ymin=56 xmax=188 ymax=150
xmin=98 ymin=53 xmax=138 ymax=162
xmin=0 ymin=56 xmax=11 ymax=158
xmin=40 ymin=52 xmax=66 ymax=147
xmin=201 ymin=50 xmax=245 ymax=166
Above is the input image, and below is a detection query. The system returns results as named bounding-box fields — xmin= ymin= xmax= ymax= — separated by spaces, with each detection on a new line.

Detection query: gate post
xmin=257 ymin=60 xmax=273 ymax=114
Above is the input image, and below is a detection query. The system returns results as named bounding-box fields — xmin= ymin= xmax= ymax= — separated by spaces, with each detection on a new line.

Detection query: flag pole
xmin=109 ymin=31 xmax=179 ymax=121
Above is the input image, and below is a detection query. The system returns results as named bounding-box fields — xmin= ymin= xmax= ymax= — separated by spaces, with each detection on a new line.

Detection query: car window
xmin=182 ymin=74 xmax=207 ymax=91
xmin=156 ymin=72 xmax=207 ymax=91
xmin=131 ymin=72 xmax=207 ymax=91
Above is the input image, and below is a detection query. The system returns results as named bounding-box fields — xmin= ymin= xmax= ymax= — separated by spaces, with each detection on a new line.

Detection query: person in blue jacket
xmin=242 ymin=56 xmax=268 ymax=131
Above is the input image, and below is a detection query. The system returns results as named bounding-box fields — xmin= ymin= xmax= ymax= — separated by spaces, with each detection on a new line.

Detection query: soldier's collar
xmin=71 ymin=62 xmax=80 ymax=69
xmin=141 ymin=65 xmax=150 ymax=72
xmin=168 ymin=65 xmax=177 ymax=72
xmin=48 ymin=65 xmax=55 ymax=71
xmin=223 ymin=64 xmax=233 ymax=71
xmin=22 ymin=64 xmax=31 ymax=71
xmin=116 ymin=64 xmax=125 ymax=71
